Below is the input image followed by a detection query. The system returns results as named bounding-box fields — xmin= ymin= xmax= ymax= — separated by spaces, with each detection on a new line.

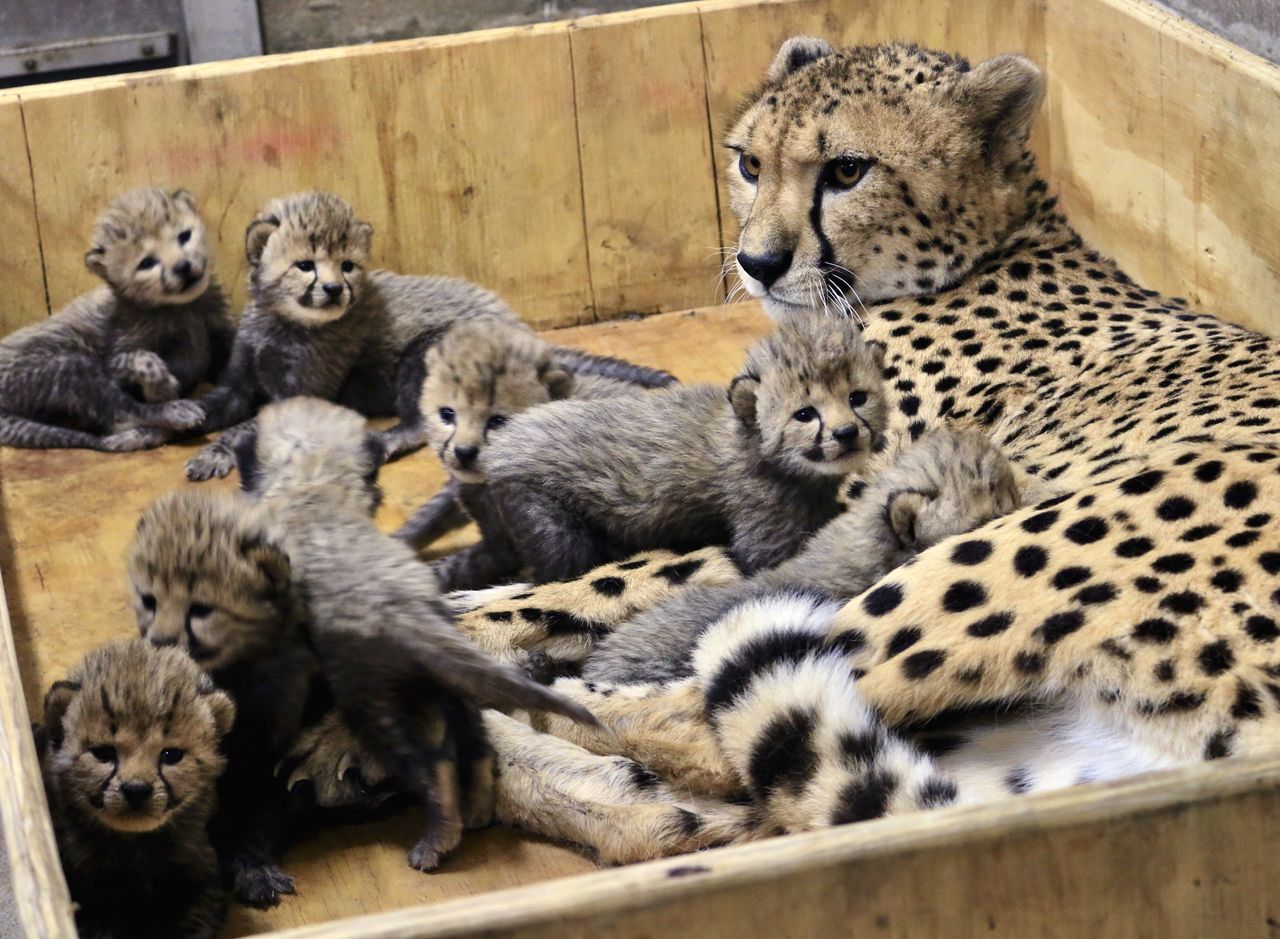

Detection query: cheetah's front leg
xmin=110 ymin=350 xmax=181 ymax=402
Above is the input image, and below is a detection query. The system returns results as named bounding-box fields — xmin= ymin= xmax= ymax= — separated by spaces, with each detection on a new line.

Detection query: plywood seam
xmin=695 ymin=7 xmax=728 ymax=302
xmin=565 ymin=27 xmax=601 ymax=323
xmin=15 ymin=94 xmax=52 ymax=318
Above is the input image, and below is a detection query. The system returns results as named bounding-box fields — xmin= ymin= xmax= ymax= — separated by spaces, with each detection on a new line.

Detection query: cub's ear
xmin=197 ymin=675 xmax=236 ymax=739
xmin=351 ymin=220 xmax=374 ymax=258
xmin=728 ymin=373 xmax=760 ymax=428
xmin=41 ymin=680 xmax=81 ymax=750
xmin=170 ymin=188 xmax=197 ymax=212
xmin=233 ymin=430 xmax=261 ymax=493
xmin=84 ymin=246 xmax=109 ymax=281
xmin=245 ymin=214 xmax=281 ymax=267
xmin=541 ymin=367 xmax=575 ymax=401
xmin=887 ymin=489 xmax=931 ymax=549
xmin=865 ymin=339 xmax=887 ymax=371
xmin=767 ymin=36 xmax=835 ymax=83
xmin=946 ymin=53 xmax=1045 ymax=162
xmin=243 ymin=536 xmax=291 ymax=594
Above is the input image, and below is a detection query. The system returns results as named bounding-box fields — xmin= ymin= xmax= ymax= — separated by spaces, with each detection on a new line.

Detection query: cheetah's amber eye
xmin=826 ymin=158 xmax=871 ymax=190
xmin=341 ymin=260 xmax=355 ymax=273
xmin=188 ymin=603 xmax=213 ymax=619
xmin=793 ymin=406 xmax=818 ymax=423
xmin=439 ymin=407 xmax=456 ymax=425
xmin=294 ymin=260 xmax=315 ymax=273
xmin=177 ymin=229 xmax=192 ymax=246
xmin=739 ymin=152 xmax=762 ymax=183
xmin=141 ymin=594 xmax=157 ymax=612
xmin=160 ymin=748 xmax=184 ymax=765
xmin=486 ymin=415 xmax=508 ymax=432
xmin=137 ymin=256 xmax=159 ymax=272
xmin=89 ymin=745 xmax=117 ymax=763
xmin=849 ymin=390 xmax=868 ymax=408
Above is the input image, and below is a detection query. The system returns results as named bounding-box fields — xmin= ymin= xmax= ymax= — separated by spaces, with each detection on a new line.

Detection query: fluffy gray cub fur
xmin=187 ymin=190 xmax=672 ymax=481
xmin=584 ymin=429 xmax=1021 ymax=685
xmin=474 ymin=316 xmax=888 ymax=585
xmin=233 ymin=397 xmax=598 ymax=870
xmin=0 ymin=187 xmax=232 ymax=451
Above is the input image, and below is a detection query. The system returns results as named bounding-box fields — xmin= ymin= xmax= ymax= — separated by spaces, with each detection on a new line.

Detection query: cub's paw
xmin=278 ymin=714 xmax=390 ymax=809
xmin=186 ymin=444 xmax=234 ymax=481
xmin=147 ymin=399 xmax=205 ymax=431
xmin=232 ymin=864 xmax=295 ymax=909
xmin=99 ymin=428 xmax=167 ymax=452
xmin=407 ymin=823 xmax=463 ymax=872
xmin=127 ymin=352 xmax=182 ymax=402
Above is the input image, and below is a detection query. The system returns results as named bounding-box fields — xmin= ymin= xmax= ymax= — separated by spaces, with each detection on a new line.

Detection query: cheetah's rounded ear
xmin=245 ymin=214 xmax=281 ymax=267
xmin=170 ymin=188 xmax=197 ymax=211
xmin=767 ymin=36 xmax=835 ymax=83
xmin=41 ymin=680 xmax=81 ymax=750
xmin=351 ymin=220 xmax=374 ymax=258
xmin=728 ymin=373 xmax=760 ymax=428
xmin=542 ymin=367 xmax=574 ymax=401
xmin=887 ymin=489 xmax=932 ymax=549
xmin=84 ymin=246 xmax=109 ymax=281
xmin=197 ymin=679 xmax=236 ymax=740
xmin=244 ymin=537 xmax=291 ymax=594
xmin=946 ymin=54 xmax=1045 ymax=163
xmin=865 ymin=339 xmax=887 ymax=371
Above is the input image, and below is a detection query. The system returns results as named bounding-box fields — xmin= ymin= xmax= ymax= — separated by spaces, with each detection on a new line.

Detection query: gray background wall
xmin=0 ymin=0 xmax=1277 ymax=936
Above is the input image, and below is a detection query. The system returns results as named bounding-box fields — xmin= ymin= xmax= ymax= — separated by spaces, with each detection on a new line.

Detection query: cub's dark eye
xmin=294 ymin=260 xmax=315 ymax=273
xmin=89 ymin=745 xmax=117 ymax=763
xmin=177 ymin=229 xmax=192 ymax=246
xmin=826 ymin=158 xmax=871 ymax=190
xmin=188 ymin=603 xmax=213 ymax=619
xmin=739 ymin=152 xmax=762 ymax=183
xmin=439 ymin=407 xmax=456 ymax=425
xmin=793 ymin=406 xmax=818 ymax=423
xmin=849 ymin=390 xmax=868 ymax=408
xmin=341 ymin=260 xmax=355 ymax=273
xmin=486 ymin=415 xmax=508 ymax=432
xmin=141 ymin=594 xmax=157 ymax=612
xmin=137 ymin=257 xmax=159 ymax=272
xmin=160 ymin=748 xmax=184 ymax=765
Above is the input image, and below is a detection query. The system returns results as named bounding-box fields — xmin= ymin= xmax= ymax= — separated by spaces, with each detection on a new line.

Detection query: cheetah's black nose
xmin=737 ymin=250 xmax=793 ymax=288
xmin=121 ymin=781 xmax=154 ymax=809
xmin=833 ymin=424 xmax=860 ymax=444
xmin=323 ymin=282 xmax=344 ymax=301
xmin=173 ymin=259 xmax=192 ymax=278
xmin=454 ymin=445 xmax=480 ymax=467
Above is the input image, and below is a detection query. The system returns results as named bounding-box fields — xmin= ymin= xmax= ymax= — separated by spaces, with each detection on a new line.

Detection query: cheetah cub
xmin=395 ymin=320 xmax=658 ymax=578
xmin=474 ymin=315 xmax=887 ymax=585
xmin=129 ymin=490 xmax=316 ymax=908
xmin=585 ymin=429 xmax=1023 ymax=685
xmin=187 ymin=190 xmax=671 ymax=480
xmin=0 ymin=187 xmax=232 ymax=451
xmin=235 ymin=397 xmax=599 ymax=870
xmin=37 ymin=640 xmax=235 ymax=939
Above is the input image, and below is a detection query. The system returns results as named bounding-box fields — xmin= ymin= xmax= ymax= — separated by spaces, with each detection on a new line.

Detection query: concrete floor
xmin=1 ymin=0 xmax=1277 ymax=935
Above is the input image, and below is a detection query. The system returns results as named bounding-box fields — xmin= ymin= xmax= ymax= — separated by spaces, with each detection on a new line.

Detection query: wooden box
xmin=2 ymin=1 xmax=1279 ymax=936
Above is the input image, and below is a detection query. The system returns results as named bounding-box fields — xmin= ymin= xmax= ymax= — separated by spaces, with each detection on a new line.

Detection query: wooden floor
xmin=0 ymin=301 xmax=771 ymax=936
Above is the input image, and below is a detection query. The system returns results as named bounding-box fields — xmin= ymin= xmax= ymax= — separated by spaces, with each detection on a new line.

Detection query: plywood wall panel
xmin=17 ymin=26 xmax=593 ymax=331
xmin=570 ymin=7 xmax=725 ymax=318
xmin=697 ymin=0 xmax=1051 ymax=252
xmin=1046 ymin=0 xmax=1280 ymax=335
xmin=0 ymin=96 xmax=49 ymax=334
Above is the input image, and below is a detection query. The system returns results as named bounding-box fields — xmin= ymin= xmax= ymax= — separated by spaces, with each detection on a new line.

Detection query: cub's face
xmin=751 ymin=352 xmax=887 ymax=478
xmin=128 ymin=492 xmax=294 ymax=673
xmin=43 ymin=642 xmax=233 ymax=833
xmin=421 ymin=332 xmax=572 ymax=484
xmin=246 ymin=192 xmax=373 ymax=327
xmin=726 ymin=40 xmax=1044 ymax=318
xmin=85 ymin=188 xmax=211 ymax=307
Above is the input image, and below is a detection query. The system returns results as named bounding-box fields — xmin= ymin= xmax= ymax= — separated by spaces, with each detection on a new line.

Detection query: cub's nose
xmin=322 ymin=282 xmax=344 ymax=301
xmin=121 ymin=781 xmax=154 ymax=809
xmin=832 ymin=424 xmax=860 ymax=444
xmin=454 ymin=445 xmax=480 ymax=467
xmin=736 ymin=249 xmax=793 ymax=289
xmin=173 ymin=259 xmax=192 ymax=278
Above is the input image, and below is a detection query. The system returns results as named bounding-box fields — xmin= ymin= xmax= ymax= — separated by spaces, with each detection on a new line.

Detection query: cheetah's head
xmin=731 ymin=315 xmax=887 ymax=478
xmin=85 ymin=187 xmax=212 ymax=307
xmin=245 ymin=191 xmax=373 ymax=327
xmin=727 ymin=39 xmax=1045 ymax=319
